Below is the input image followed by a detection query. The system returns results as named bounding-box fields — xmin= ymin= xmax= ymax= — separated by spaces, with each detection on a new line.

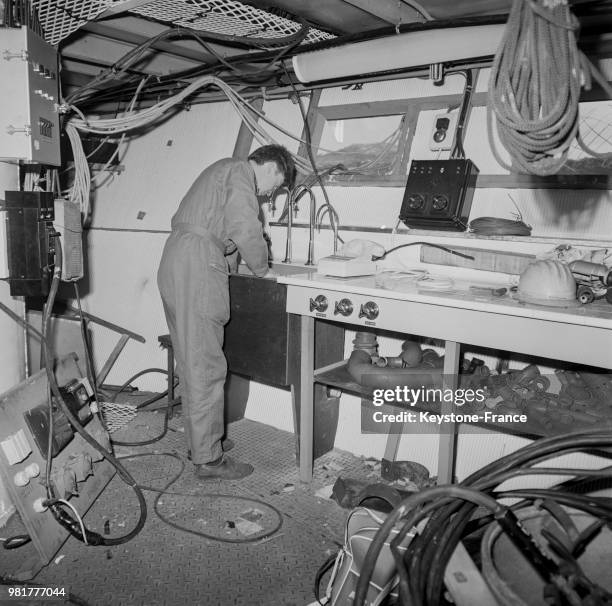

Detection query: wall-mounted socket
xmin=429 ymin=110 xmax=459 ymax=152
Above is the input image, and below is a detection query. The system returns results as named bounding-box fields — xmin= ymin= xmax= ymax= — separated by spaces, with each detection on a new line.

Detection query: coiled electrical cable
xmin=487 ymin=0 xmax=593 ymax=175
xmin=469 ymin=216 xmax=532 ymax=236
xmin=353 ymin=428 xmax=612 ymax=606
xmin=108 ymin=368 xmax=174 ymax=447
xmin=118 ymin=452 xmax=284 ymax=544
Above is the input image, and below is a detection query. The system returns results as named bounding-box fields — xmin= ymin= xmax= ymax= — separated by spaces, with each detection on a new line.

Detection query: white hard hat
xmin=518 ymin=260 xmax=579 ymax=307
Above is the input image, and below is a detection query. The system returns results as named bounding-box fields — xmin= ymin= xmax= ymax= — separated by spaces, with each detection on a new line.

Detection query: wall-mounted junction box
xmin=1 ymin=190 xmax=56 ymax=296
xmin=399 ymin=159 xmax=479 ymax=231
xmin=0 ymin=26 xmax=61 ymax=166
xmin=429 ymin=110 xmax=459 ymax=152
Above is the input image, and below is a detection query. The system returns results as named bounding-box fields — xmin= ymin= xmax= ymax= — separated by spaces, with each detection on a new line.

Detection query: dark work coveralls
xmin=157 ymin=158 xmax=268 ymax=464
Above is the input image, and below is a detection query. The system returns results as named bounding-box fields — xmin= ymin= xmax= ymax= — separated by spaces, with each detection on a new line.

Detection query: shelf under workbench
xmin=313 ymin=359 xmax=612 ymax=443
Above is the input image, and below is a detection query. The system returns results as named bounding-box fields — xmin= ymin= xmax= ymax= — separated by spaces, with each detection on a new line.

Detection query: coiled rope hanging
xmin=487 ymin=0 xmax=591 ymax=176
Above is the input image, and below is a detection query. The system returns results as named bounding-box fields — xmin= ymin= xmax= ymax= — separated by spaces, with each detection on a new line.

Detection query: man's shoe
xmin=187 ymin=438 xmax=234 ymax=461
xmin=194 ymin=456 xmax=253 ymax=480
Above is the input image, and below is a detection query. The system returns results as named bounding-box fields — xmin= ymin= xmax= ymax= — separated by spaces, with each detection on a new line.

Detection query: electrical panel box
xmin=0 ymin=354 xmax=114 ymax=577
xmin=429 ymin=111 xmax=459 ymax=152
xmin=399 ymin=159 xmax=479 ymax=231
xmin=54 ymin=198 xmax=84 ymax=281
xmin=2 ymin=191 xmax=56 ymax=296
xmin=0 ymin=26 xmax=61 ymax=166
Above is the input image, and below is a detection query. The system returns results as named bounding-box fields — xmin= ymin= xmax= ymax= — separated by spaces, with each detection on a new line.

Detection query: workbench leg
xmin=383 ymin=426 xmax=403 ymax=462
xmin=299 ymin=315 xmax=315 ymax=483
xmin=438 ymin=340 xmax=461 ymax=484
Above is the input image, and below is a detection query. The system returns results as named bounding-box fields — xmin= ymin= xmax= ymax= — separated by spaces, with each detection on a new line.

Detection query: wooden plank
xmin=420 ymin=245 xmax=535 ymax=275
xmin=477 ymin=173 xmax=612 ymax=190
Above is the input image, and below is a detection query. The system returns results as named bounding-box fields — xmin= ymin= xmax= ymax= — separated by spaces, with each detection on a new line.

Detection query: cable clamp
xmin=429 ymin=63 xmax=445 ymax=85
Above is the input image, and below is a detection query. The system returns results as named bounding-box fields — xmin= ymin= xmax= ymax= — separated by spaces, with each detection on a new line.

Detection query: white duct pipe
xmin=292 ymin=24 xmax=506 ymax=83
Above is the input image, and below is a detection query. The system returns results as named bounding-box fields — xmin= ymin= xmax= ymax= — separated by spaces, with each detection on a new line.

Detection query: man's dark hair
xmin=248 ymin=145 xmax=296 ymax=189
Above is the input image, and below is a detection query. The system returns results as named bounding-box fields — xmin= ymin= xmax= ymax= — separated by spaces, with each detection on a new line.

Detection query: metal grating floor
xmin=1 ymin=394 xmax=379 ymax=606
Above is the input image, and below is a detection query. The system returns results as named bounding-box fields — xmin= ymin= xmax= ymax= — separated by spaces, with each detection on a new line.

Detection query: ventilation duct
xmin=292 ymin=24 xmax=506 ymax=84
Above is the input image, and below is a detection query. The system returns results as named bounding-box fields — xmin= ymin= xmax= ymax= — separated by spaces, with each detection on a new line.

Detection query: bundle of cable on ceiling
xmin=65 ymin=74 xmax=345 ymax=216
xmin=65 ymin=21 xmax=311 ymax=108
xmin=487 ymin=0 xmax=612 ymax=176
xmin=353 ymin=428 xmax=612 ymax=606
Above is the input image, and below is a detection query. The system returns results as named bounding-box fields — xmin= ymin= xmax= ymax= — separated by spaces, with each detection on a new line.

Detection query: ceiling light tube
xmin=292 ymin=24 xmax=505 ymax=83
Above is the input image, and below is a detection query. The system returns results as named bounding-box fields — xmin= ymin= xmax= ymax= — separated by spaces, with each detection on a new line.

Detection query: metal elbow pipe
xmin=347 ymin=350 xmax=444 ymax=389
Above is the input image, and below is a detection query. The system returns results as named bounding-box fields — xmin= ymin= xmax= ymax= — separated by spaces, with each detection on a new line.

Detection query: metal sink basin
xmin=236 ymin=262 xmax=314 ymax=280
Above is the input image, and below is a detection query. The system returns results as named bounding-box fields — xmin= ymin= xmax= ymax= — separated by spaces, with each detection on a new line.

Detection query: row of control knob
xmin=309 ymin=295 xmax=379 ymax=320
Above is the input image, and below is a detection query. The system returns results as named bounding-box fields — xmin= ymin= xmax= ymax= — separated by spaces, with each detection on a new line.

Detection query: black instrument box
xmin=3 ymin=190 xmax=55 ymax=296
xmin=399 ymin=159 xmax=479 ymax=231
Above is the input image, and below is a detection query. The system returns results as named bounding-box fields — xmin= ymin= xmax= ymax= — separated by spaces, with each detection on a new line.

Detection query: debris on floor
xmin=321 ymin=461 xmax=343 ymax=472
xmin=315 ymin=484 xmax=335 ymax=500
xmin=331 ymin=476 xmax=418 ymax=510
xmin=381 ymin=459 xmax=432 ymax=487
xmin=235 ymin=519 xmax=264 ymax=536
xmin=238 ymin=508 xmax=263 ymax=522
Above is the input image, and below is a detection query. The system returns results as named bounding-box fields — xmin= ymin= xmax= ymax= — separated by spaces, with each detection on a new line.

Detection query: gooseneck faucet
xmin=283 ymin=184 xmax=316 ymax=265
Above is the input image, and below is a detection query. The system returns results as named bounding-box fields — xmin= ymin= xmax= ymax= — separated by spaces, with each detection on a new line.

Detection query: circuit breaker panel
xmin=0 ymin=26 xmax=61 ymax=166
xmin=0 ymin=354 xmax=115 ymax=575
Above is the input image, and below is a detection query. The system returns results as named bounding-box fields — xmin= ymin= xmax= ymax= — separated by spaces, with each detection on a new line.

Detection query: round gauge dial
xmin=432 ymin=194 xmax=449 ymax=211
xmin=407 ymin=194 xmax=425 ymax=210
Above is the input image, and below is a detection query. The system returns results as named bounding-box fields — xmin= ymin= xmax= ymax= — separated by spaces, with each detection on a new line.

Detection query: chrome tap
xmin=283 ymin=184 xmax=317 ymax=265
xmin=315 ymin=203 xmax=341 ymax=254
xmin=282 ymin=189 xmax=295 ymax=264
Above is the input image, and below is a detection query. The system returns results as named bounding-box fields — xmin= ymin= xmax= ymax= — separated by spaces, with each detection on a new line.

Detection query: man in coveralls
xmin=157 ymin=145 xmax=296 ymax=480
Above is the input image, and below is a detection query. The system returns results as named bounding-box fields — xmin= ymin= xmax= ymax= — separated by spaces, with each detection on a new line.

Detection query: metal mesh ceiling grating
xmin=33 ymin=0 xmax=334 ymax=47
xmin=33 ymin=0 xmax=113 ymax=45
xmin=131 ymin=0 xmax=334 ymax=44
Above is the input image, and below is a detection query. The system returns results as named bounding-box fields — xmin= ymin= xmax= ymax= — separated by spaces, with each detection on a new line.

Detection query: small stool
xmin=158 ymin=334 xmax=178 ymax=418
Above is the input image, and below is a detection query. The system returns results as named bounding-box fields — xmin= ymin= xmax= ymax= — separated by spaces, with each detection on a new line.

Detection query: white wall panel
xmin=91 ymin=102 xmax=242 ymax=230
xmin=80 ymin=229 xmax=168 ymax=392
xmin=257 ymin=98 xmax=304 ymax=156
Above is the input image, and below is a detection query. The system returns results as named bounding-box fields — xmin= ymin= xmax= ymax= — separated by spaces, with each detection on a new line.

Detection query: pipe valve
xmin=309 ymin=295 xmax=328 ymax=312
xmin=334 ymin=298 xmax=353 ymax=316
xmin=359 ymin=301 xmax=379 ymax=320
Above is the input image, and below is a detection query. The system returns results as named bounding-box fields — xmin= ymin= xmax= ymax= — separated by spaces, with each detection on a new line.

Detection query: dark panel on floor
xmin=1 ymin=395 xmax=379 ymax=606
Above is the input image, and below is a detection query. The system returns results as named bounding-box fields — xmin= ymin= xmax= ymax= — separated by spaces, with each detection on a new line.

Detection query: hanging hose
xmin=42 ymin=237 xmax=147 ymax=546
xmin=487 ymin=0 xmax=591 ymax=175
